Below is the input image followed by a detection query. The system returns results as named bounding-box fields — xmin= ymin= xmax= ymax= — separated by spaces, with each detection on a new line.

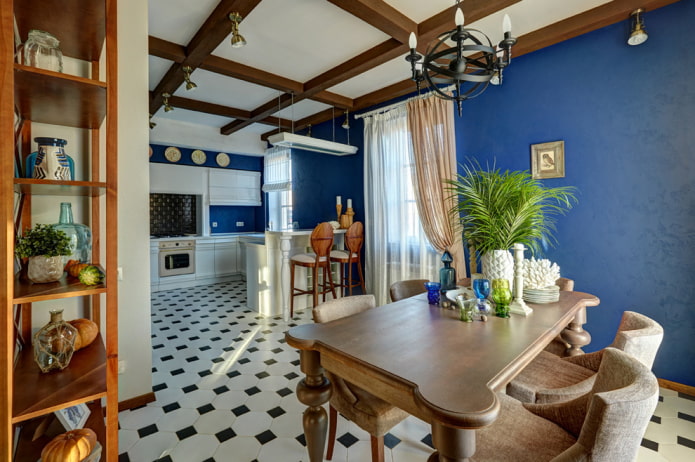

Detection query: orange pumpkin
xmin=68 ymin=319 xmax=98 ymax=351
xmin=41 ymin=428 xmax=96 ymax=462
xmin=66 ymin=262 xmax=89 ymax=278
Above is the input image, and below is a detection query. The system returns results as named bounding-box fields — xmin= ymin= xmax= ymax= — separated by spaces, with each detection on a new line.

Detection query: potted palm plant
xmin=16 ymin=224 xmax=71 ymax=283
xmin=446 ymin=161 xmax=577 ymax=282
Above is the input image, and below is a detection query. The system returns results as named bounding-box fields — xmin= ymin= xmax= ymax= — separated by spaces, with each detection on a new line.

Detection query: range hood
xmin=267 ymin=132 xmax=358 ymax=156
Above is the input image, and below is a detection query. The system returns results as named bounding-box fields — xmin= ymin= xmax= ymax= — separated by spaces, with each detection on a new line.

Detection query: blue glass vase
xmin=53 ymin=202 xmax=92 ymax=264
xmin=439 ymin=251 xmax=456 ymax=291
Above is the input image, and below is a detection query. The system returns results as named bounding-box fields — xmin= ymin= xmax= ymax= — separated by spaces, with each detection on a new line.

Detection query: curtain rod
xmin=354 ymin=85 xmax=455 ymax=120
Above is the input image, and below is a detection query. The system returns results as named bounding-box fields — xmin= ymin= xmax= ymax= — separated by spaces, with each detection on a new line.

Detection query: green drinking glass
xmin=491 ymin=279 xmax=512 ymax=318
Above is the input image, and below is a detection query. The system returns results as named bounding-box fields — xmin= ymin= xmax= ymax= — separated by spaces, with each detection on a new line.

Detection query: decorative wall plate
xmin=164 ymin=146 xmax=181 ymax=163
xmin=216 ymin=153 xmax=230 ymax=167
xmin=149 ymin=145 xmax=153 ymax=157
xmin=191 ymin=149 xmax=206 ymax=165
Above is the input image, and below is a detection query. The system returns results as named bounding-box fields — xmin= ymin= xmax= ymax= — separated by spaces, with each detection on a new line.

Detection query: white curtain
xmin=363 ymin=106 xmax=439 ymax=305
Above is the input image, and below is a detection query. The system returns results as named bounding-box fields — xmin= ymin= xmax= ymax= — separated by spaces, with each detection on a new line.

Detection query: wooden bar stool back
xmin=290 ymin=222 xmax=337 ymax=317
xmin=330 ymin=221 xmax=366 ymax=296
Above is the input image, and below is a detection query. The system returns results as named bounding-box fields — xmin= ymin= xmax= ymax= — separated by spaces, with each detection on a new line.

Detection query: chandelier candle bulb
xmin=503 ymin=14 xmax=512 ymax=33
xmin=455 ymin=8 xmax=464 ymax=26
xmin=409 ymin=32 xmax=417 ymax=49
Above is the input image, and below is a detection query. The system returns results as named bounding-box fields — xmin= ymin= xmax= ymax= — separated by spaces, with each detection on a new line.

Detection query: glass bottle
xmin=491 ymin=279 xmax=513 ymax=318
xmin=33 ymin=309 xmax=77 ymax=373
xmin=54 ymin=202 xmax=92 ymax=264
xmin=23 ymin=30 xmax=63 ymax=72
xmin=30 ymin=137 xmax=74 ymax=180
xmin=439 ymin=251 xmax=456 ymax=291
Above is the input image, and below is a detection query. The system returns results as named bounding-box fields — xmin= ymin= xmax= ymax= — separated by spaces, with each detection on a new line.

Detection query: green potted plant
xmin=16 ymin=224 xmax=71 ymax=283
xmin=446 ymin=161 xmax=577 ymax=282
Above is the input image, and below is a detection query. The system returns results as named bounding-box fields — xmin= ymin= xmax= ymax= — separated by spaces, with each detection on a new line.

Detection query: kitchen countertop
xmin=150 ymin=232 xmax=266 ymax=242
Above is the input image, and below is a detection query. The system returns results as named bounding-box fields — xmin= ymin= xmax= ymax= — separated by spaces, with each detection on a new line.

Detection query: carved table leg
xmin=427 ymin=422 xmax=476 ymax=462
xmin=296 ymin=350 xmax=332 ymax=462
xmin=561 ymin=306 xmax=592 ymax=356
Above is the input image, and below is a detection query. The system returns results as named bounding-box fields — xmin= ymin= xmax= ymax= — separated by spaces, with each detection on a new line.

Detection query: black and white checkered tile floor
xmin=118 ymin=281 xmax=695 ymax=461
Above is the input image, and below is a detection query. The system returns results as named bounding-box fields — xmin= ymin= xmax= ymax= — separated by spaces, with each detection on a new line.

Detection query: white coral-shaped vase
xmin=481 ymin=249 xmax=514 ymax=283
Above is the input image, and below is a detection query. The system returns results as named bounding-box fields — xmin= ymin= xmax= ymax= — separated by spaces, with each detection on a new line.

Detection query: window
xmin=262 ymin=147 xmax=293 ymax=230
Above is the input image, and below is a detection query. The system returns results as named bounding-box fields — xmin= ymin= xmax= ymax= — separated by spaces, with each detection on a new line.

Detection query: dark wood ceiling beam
xmin=165 ymin=94 xmax=294 ymax=129
xmin=149 ymin=0 xmax=262 ymax=115
xmin=150 ymin=36 xmax=355 ymax=110
xmin=326 ymin=0 xmax=417 ymax=44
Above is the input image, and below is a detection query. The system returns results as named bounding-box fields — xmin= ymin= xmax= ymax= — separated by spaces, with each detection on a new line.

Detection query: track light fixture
xmin=149 ymin=113 xmax=156 ymax=129
xmin=229 ymin=12 xmax=247 ymax=48
xmin=162 ymin=92 xmax=174 ymax=112
xmin=627 ymin=9 xmax=648 ymax=46
xmin=182 ymin=65 xmax=197 ymax=90
xmin=406 ymin=0 xmax=517 ymax=116
xmin=342 ymin=110 xmax=350 ymax=129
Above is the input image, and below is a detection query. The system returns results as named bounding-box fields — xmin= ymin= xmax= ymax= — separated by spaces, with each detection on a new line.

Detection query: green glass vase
xmin=491 ymin=279 xmax=512 ymax=318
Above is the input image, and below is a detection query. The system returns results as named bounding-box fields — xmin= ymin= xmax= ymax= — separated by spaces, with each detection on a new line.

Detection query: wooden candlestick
xmin=346 ymin=207 xmax=355 ymax=227
xmin=336 ymin=204 xmax=342 ymax=222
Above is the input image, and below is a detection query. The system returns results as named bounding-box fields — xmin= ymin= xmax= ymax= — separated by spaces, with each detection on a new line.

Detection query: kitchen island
xmin=247 ymin=229 xmax=346 ymax=319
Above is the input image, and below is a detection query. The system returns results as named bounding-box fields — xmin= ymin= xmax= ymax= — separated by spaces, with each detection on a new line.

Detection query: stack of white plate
xmin=523 ymin=285 xmax=560 ymax=303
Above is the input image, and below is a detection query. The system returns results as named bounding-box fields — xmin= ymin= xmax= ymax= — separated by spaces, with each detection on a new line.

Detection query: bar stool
xmin=330 ymin=221 xmax=366 ymax=296
xmin=290 ymin=222 xmax=337 ymax=317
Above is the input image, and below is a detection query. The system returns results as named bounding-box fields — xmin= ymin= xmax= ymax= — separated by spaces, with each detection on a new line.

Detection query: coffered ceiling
xmin=148 ymin=0 xmax=678 ymax=147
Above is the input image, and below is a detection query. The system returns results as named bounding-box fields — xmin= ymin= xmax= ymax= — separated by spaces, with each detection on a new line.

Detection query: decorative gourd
xmin=68 ymin=319 xmax=98 ymax=351
xmin=65 ymin=261 xmax=89 ymax=278
xmin=41 ymin=428 xmax=97 ymax=462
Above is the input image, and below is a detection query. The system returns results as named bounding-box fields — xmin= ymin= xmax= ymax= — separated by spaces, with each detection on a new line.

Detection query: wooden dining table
xmin=285 ymin=290 xmax=600 ymax=461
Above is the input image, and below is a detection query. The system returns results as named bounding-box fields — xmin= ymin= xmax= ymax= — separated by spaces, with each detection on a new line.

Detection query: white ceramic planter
xmin=481 ymin=249 xmax=514 ymax=283
xmin=27 ymin=255 xmax=63 ymax=283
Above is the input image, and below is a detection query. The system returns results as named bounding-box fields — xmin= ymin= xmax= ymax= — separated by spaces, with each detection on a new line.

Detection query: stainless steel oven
xmin=159 ymin=240 xmax=195 ymax=277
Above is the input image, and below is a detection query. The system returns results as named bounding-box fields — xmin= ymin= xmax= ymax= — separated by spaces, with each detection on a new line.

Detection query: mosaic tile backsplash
xmin=150 ymin=193 xmax=197 ymax=236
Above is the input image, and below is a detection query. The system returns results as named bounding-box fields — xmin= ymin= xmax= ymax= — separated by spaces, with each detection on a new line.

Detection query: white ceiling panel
xmin=171 ymin=68 xmax=280 ymax=110
xmin=271 ymin=99 xmax=332 ymax=122
xmin=148 ymin=56 xmax=172 ymax=91
xmin=328 ymin=56 xmax=411 ymax=99
xmin=384 ymin=0 xmax=456 ymax=24
xmin=148 ymin=0 xmax=221 ymax=45
xmin=210 ymin=0 xmax=390 ymax=82
xmin=153 ymin=106 xmax=232 ymax=127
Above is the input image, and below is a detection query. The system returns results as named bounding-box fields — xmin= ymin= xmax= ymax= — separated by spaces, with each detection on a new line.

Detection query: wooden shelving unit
xmin=1 ymin=0 xmax=118 ymax=460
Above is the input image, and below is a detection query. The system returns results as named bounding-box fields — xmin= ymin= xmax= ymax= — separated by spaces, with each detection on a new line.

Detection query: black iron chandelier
xmin=406 ymin=0 xmax=517 ymax=116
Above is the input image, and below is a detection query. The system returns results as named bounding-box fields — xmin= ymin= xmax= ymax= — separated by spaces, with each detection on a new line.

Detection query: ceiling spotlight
xmin=182 ymin=65 xmax=197 ymax=90
xmin=149 ymin=113 xmax=156 ymax=129
xmin=342 ymin=110 xmax=350 ymax=129
xmin=229 ymin=12 xmax=247 ymax=48
xmin=628 ymin=9 xmax=648 ymax=46
xmin=162 ymin=92 xmax=174 ymax=112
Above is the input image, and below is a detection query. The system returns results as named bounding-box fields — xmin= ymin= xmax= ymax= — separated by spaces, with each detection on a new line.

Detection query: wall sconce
xmin=628 ymin=9 xmax=648 ymax=46
xmin=229 ymin=12 xmax=247 ymax=48
xmin=162 ymin=92 xmax=174 ymax=112
xmin=182 ymin=65 xmax=197 ymax=90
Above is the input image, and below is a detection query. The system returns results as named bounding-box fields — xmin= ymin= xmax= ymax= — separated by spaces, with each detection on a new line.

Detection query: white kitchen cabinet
xmin=150 ymin=242 xmax=160 ymax=290
xmin=214 ymin=237 xmax=239 ymax=276
xmin=196 ymin=239 xmax=216 ymax=280
xmin=209 ymin=169 xmax=261 ymax=206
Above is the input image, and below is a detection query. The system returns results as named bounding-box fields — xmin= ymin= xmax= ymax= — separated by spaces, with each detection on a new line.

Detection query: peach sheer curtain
xmin=406 ymin=96 xmax=466 ymax=277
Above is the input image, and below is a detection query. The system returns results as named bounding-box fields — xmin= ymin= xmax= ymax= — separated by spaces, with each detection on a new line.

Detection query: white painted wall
xmin=149 ymin=117 xmax=266 ymax=156
xmin=117 ymin=0 xmax=153 ymax=402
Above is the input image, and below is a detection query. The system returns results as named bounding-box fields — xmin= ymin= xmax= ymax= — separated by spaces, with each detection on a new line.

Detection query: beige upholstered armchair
xmin=508 ymin=310 xmax=663 ymax=403
xmin=312 ymin=295 xmax=409 ymax=462
xmin=474 ymin=347 xmax=659 ymax=461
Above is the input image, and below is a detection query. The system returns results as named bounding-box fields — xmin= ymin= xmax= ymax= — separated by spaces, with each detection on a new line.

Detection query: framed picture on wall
xmin=531 ymin=141 xmax=565 ymax=179
xmin=55 ymin=403 xmax=91 ymax=431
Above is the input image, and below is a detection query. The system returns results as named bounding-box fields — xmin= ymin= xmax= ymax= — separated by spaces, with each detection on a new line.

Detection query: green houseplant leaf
xmin=15 ymin=224 xmax=72 ymax=258
xmin=446 ymin=161 xmax=577 ymax=255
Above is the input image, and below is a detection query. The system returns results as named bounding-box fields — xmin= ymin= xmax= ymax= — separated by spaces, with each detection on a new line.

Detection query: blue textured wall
xmin=290 ymin=121 xmax=364 ymax=229
xmin=451 ymin=2 xmax=694 ymax=385
xmin=149 ymin=144 xmax=265 ymax=233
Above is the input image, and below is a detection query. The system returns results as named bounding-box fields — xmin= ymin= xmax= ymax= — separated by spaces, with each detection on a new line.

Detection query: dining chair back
xmin=312 ymin=295 xmax=408 ymax=462
xmin=389 ymin=279 xmax=429 ymax=302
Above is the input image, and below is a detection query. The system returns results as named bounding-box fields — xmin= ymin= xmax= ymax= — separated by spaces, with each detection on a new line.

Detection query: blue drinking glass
xmin=473 ymin=278 xmax=491 ymax=299
xmin=424 ymin=282 xmax=441 ymax=305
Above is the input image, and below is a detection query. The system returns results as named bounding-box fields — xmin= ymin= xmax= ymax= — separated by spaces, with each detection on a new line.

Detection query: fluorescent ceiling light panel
xmin=267 ymin=132 xmax=358 ymax=156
